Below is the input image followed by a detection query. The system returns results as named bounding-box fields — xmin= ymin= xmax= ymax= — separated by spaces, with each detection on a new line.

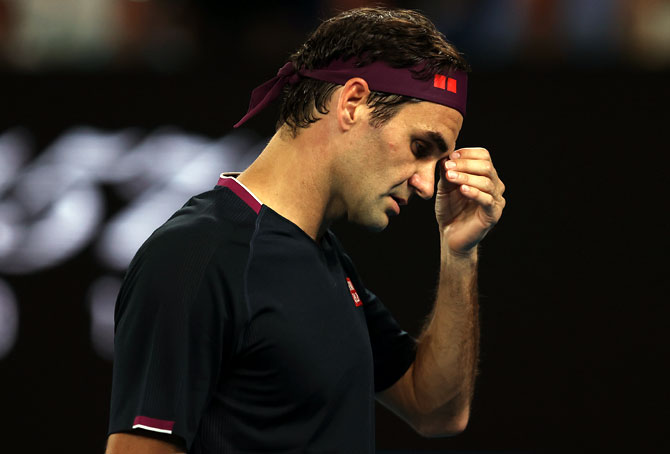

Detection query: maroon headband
xmin=234 ymin=58 xmax=468 ymax=128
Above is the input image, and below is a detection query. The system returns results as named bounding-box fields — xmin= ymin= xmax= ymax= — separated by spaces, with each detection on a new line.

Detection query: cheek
xmin=371 ymin=140 xmax=404 ymax=173
xmin=385 ymin=140 xmax=402 ymax=159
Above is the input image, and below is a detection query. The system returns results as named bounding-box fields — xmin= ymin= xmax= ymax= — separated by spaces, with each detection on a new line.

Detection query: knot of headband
xmin=234 ymin=59 xmax=468 ymax=128
xmin=276 ymin=61 xmax=301 ymax=84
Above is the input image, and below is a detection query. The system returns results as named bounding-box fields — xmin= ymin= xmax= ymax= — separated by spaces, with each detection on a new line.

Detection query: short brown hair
xmin=277 ymin=7 xmax=470 ymax=135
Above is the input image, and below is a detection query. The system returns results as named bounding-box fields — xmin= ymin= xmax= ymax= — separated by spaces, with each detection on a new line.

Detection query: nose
xmin=408 ymin=162 xmax=435 ymax=200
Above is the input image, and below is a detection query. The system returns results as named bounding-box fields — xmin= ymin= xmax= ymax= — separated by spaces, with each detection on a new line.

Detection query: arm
xmin=377 ymin=247 xmax=478 ymax=437
xmin=377 ymin=147 xmax=505 ymax=437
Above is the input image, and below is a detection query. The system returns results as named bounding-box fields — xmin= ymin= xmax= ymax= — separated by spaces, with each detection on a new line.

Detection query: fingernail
xmin=445 ymin=161 xmax=456 ymax=169
xmin=452 ymin=152 xmax=461 ymax=158
xmin=461 ymin=184 xmax=470 ymax=192
xmin=447 ymin=170 xmax=458 ymax=179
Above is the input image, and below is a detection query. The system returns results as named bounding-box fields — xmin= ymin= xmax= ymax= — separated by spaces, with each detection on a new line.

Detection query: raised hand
xmin=435 ymin=147 xmax=506 ymax=256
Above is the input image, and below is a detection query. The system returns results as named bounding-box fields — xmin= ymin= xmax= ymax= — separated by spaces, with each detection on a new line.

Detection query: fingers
xmin=445 ymin=171 xmax=495 ymax=196
xmin=443 ymin=147 xmax=506 ymax=211
xmin=447 ymin=148 xmax=498 ymax=178
xmin=451 ymin=147 xmax=491 ymax=158
xmin=444 ymin=148 xmax=504 ymax=191
xmin=446 ymin=175 xmax=497 ymax=209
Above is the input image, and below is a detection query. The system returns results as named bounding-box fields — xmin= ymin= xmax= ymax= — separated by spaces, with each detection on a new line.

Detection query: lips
xmin=388 ymin=195 xmax=406 ymax=215
xmin=391 ymin=196 xmax=407 ymax=206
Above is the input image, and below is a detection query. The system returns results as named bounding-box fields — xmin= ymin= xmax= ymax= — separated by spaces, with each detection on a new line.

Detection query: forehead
xmin=387 ymin=101 xmax=463 ymax=148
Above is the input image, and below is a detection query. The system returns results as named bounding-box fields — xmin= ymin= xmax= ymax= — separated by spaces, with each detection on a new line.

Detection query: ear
xmin=336 ymin=78 xmax=370 ymax=131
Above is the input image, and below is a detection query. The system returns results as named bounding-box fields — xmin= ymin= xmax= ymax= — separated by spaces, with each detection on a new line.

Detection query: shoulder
xmin=138 ymin=187 xmax=257 ymax=265
xmin=116 ymin=188 xmax=258 ymax=313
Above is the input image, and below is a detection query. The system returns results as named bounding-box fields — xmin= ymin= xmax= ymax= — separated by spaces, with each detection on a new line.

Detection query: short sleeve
xmin=107 ymin=226 xmax=232 ymax=449
xmin=331 ymin=235 xmax=417 ymax=393
xmin=361 ymin=288 xmax=417 ymax=392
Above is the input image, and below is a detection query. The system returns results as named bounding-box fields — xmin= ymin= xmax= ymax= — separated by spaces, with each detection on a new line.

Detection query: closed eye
xmin=412 ymin=140 xmax=431 ymax=158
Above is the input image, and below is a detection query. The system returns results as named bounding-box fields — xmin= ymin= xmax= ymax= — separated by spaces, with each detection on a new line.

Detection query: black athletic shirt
xmin=108 ymin=175 xmax=417 ymax=453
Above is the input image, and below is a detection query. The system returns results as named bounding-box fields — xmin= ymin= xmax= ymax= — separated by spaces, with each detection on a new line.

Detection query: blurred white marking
xmin=0 ymin=128 xmax=32 ymax=193
xmin=87 ymin=275 xmax=121 ymax=361
xmin=0 ymin=279 xmax=19 ymax=359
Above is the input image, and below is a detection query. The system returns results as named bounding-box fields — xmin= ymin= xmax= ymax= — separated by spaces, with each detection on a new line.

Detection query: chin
xmin=346 ymin=203 xmax=390 ymax=232
xmin=353 ymin=213 xmax=389 ymax=232
xmin=363 ymin=222 xmax=387 ymax=233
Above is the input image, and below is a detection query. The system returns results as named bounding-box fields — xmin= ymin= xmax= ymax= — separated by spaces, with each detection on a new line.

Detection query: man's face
xmin=335 ymin=101 xmax=463 ymax=231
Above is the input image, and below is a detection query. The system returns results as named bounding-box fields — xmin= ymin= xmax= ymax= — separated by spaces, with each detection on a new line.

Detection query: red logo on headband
xmin=434 ymin=74 xmax=457 ymax=93
xmin=447 ymin=78 xmax=457 ymax=93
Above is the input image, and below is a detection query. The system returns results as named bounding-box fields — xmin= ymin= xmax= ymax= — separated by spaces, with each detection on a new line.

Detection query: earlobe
xmin=337 ymin=78 xmax=370 ymax=131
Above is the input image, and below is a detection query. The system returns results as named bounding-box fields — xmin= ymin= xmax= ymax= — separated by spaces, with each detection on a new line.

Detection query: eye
xmin=412 ymin=140 xmax=430 ymax=158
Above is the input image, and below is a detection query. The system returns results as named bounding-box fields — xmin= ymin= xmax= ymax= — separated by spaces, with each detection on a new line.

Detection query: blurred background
xmin=0 ymin=0 xmax=668 ymax=452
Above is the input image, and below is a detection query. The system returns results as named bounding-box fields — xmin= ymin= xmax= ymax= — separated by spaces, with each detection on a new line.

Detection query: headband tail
xmin=234 ymin=62 xmax=298 ymax=128
xmin=233 ymin=77 xmax=281 ymax=128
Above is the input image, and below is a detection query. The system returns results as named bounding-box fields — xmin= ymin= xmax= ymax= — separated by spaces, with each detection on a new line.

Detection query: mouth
xmin=388 ymin=195 xmax=407 ymax=215
xmin=392 ymin=196 xmax=408 ymax=206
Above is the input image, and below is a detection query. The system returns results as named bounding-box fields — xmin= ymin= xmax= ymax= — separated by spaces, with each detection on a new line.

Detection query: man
xmin=106 ymin=7 xmax=505 ymax=454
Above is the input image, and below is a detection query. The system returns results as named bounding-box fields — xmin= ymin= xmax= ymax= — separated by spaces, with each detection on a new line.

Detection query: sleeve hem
xmin=107 ymin=427 xmax=187 ymax=452
xmin=374 ymin=335 xmax=417 ymax=393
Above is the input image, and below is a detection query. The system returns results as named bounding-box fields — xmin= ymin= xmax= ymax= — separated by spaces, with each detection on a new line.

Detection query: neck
xmin=237 ymin=125 xmax=344 ymax=242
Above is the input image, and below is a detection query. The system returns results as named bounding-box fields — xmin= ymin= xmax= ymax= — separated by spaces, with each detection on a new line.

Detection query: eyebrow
xmin=419 ymin=130 xmax=449 ymax=154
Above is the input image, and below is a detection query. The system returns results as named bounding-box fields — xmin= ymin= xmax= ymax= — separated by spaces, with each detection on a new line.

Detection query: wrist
xmin=441 ymin=244 xmax=478 ymax=265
